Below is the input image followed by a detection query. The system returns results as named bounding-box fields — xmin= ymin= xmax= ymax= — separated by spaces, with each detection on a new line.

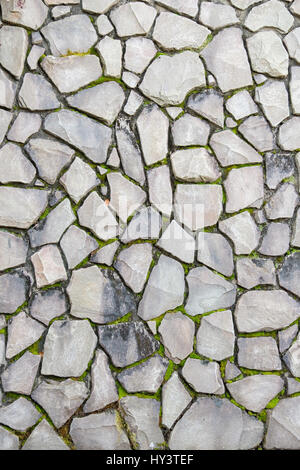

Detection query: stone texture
xmin=0 ymin=143 xmax=36 ymax=184
xmin=0 ymin=26 xmax=28 ymax=79
xmin=224 ymin=166 xmax=264 ymax=213
xmin=147 ymin=166 xmax=173 ymax=218
xmin=199 ymin=2 xmax=238 ymax=30
xmin=284 ymin=333 xmax=300 ymax=377
xmin=265 ymin=397 xmax=300 ymax=449
xmin=290 ymin=66 xmax=300 ymax=114
xmin=197 ymin=232 xmax=234 ymax=277
xmin=96 ymin=37 xmax=122 ymax=78
xmin=279 ymin=117 xmax=300 ymax=150
xmin=114 ymin=243 xmax=152 ymax=293
xmin=265 ymin=153 xmax=295 ymax=189
xmin=237 ymin=337 xmax=281 ymax=371
xmin=137 ymin=104 xmax=169 ymax=165
xmin=171 ymin=148 xmax=221 ymax=183
xmin=219 ymin=212 xmax=260 ymax=255
xmin=0 ymin=231 xmax=28 ymax=271
xmin=172 ymin=114 xmax=210 ymax=147
xmin=187 ymin=89 xmax=224 ymax=127
xmin=1 ymin=352 xmax=41 ymax=395
xmin=226 ymin=90 xmax=258 ymax=120
xmin=120 ymin=207 xmax=161 ymax=243
xmin=31 ymin=245 xmax=67 ymax=288
xmin=279 ymin=253 xmax=300 ymax=298
xmin=245 ymin=0 xmax=294 ymax=33
xmin=258 ymin=222 xmax=290 ymax=256
xmin=0 ymin=68 xmax=16 ymax=109
xmin=19 ymin=73 xmax=60 ymax=111
xmin=239 ymin=115 xmax=274 ymax=152
xmin=182 ymin=358 xmax=225 ymax=395
xmin=29 ymin=288 xmax=67 ymax=326
xmin=115 ymin=120 xmax=145 ymax=185
xmin=124 ymin=37 xmax=156 ymax=74
xmin=60 ymin=157 xmax=98 ymax=203
xmin=0 ymin=398 xmax=41 ymax=432
xmin=284 ymin=27 xmax=300 ymax=63
xmin=157 ymin=220 xmax=195 ymax=264
xmin=236 ymin=258 xmax=276 ymax=289
xmin=117 ymin=355 xmax=168 ymax=394
xmin=255 ymin=80 xmax=289 ymax=127
xmin=0 ymin=272 xmax=28 ymax=314
xmin=162 ymin=372 xmax=192 ymax=429
xmin=247 ymin=31 xmax=289 ymax=77
xmin=78 ymin=191 xmax=118 ymax=240
xmin=60 ymin=225 xmax=98 ymax=269
xmin=265 ymin=183 xmax=298 ymax=219
xmin=158 ymin=312 xmax=195 ymax=364
xmin=1 ymin=0 xmax=48 ymax=30
xmin=6 ymin=311 xmax=45 ymax=359
xmin=210 ymin=130 xmax=262 ymax=167
xmin=22 ymin=420 xmax=69 ymax=450
xmin=196 ymin=310 xmax=235 ymax=361
xmin=7 ymin=112 xmax=41 ymax=144
xmin=108 ymin=172 xmax=146 ymax=221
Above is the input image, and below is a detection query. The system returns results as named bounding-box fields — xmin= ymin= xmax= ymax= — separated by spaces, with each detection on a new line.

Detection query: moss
xmin=108 ymin=312 xmax=133 ymax=325
xmin=164 ymin=361 xmax=175 ymax=382
xmin=85 ymin=75 xmax=127 ymax=90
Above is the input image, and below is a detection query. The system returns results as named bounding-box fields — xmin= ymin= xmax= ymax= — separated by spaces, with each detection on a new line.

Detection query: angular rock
xmin=82 ymin=0 xmax=118 ymax=13
xmin=185 ymin=266 xmax=236 ymax=316
xmin=0 ymin=272 xmax=28 ymax=314
xmin=157 ymin=220 xmax=195 ymax=264
xmin=225 ymin=362 xmax=242 ymax=382
xmin=0 ymin=398 xmax=41 ymax=432
xmin=279 ymin=324 xmax=298 ymax=353
xmin=77 ymin=191 xmax=118 ymax=240
xmin=96 ymin=37 xmax=122 ymax=78
xmin=236 ymin=258 xmax=276 ymax=289
xmin=1 ymin=352 xmax=41 ymax=395
xmin=19 ymin=73 xmax=60 ymax=111
xmin=279 ymin=253 xmax=300 ymax=298
xmin=7 ymin=112 xmax=41 ymax=144
xmin=218 ymin=212 xmax=260 ymax=254
xmin=6 ymin=311 xmax=45 ymax=359
xmin=197 ymin=232 xmax=234 ymax=277
xmin=0 ymin=25 xmax=28 ymax=79
xmin=196 ymin=310 xmax=235 ymax=361
xmin=110 ymin=2 xmax=157 ymax=37
xmin=171 ymin=148 xmax=221 ymax=183
xmin=27 ymin=45 xmax=45 ymax=70
xmin=199 ymin=2 xmax=238 ymax=30
xmin=210 ymin=130 xmax=262 ymax=167
xmin=265 ymin=183 xmax=298 ymax=219
xmin=237 ymin=337 xmax=281 ymax=370
xmin=158 ymin=312 xmax=195 ymax=364
xmin=60 ymin=225 xmax=98 ymax=269
xmin=0 ymin=109 xmax=13 ymax=144
xmin=284 ymin=27 xmax=300 ymax=63
xmin=265 ymin=153 xmax=295 ymax=189
xmin=115 ymin=120 xmax=145 ymax=184
xmin=255 ymin=80 xmax=289 ymax=127
xmin=0 ymin=231 xmax=28 ymax=271
xmin=287 ymin=378 xmax=300 ymax=396
xmin=278 ymin=117 xmax=300 ymax=150
xmin=182 ymin=358 xmax=225 ymax=395
xmin=31 ymin=245 xmax=67 ymax=288
xmin=172 ymin=113 xmax=210 ymax=147
xmin=154 ymin=0 xmax=198 ymax=17
xmin=225 ymin=90 xmax=258 ymax=120
xmin=258 ymin=222 xmax=290 ymax=256
xmin=187 ymin=89 xmax=224 ymax=127
xmin=147 ymin=166 xmax=173 ymax=218
xmin=0 ymin=68 xmax=16 ymax=109
xmin=29 ymin=288 xmax=67 ymax=326
xmin=137 ymin=104 xmax=169 ymax=165
xmin=162 ymin=372 xmax=192 ymax=429
xmin=0 ymin=0 xmax=48 ymax=30
xmin=265 ymin=397 xmax=300 ymax=449
xmin=224 ymin=166 xmax=264 ymax=213
xmin=117 ymin=355 xmax=168 ymax=394
xmin=114 ymin=243 xmax=152 ymax=294
xmin=22 ymin=419 xmax=69 ymax=450
xmin=290 ymin=66 xmax=300 ymax=114
xmin=138 ymin=255 xmax=185 ymax=321
xmin=108 ymin=172 xmax=146 ymax=222
xmin=247 ymin=31 xmax=289 ymax=77
xmin=0 ymin=143 xmax=36 ymax=184
xmin=245 ymin=0 xmax=294 ymax=33
xmin=60 ymin=157 xmax=98 ymax=203
xmin=124 ymin=37 xmax=156 ymax=74
xmin=293 ymin=208 xmax=300 ymax=247
xmin=42 ymin=319 xmax=97 ymax=377
xmin=91 ymin=241 xmax=119 ymax=266
xmin=0 ymin=426 xmax=19 ymax=450
xmin=238 ymin=115 xmax=274 ymax=152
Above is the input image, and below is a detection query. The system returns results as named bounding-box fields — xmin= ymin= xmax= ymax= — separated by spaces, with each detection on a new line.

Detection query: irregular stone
xmin=237 ymin=337 xmax=281 ymax=370
xmin=279 ymin=253 xmax=300 ymax=298
xmin=196 ymin=310 xmax=235 ymax=361
xmin=31 ymin=244 xmax=67 ymax=288
xmin=219 ymin=212 xmax=260 ymax=255
xmin=110 ymin=2 xmax=157 ymax=37
xmin=201 ymin=28 xmax=253 ymax=92
xmin=120 ymin=207 xmax=161 ymax=243
xmin=265 ymin=397 xmax=300 ymax=449
xmin=41 ymin=15 xmax=97 ymax=56
xmin=169 ymin=397 xmax=264 ymax=450
xmin=171 ymin=148 xmax=221 ymax=183
xmin=166 ymin=107 xmax=183 ymax=119
xmin=0 ymin=273 xmax=28 ymax=314
xmin=225 ymin=166 xmax=264 ymax=213
xmin=247 ymin=31 xmax=289 ymax=77
xmin=157 ymin=220 xmax=195 ymax=264
xmin=154 ymin=0 xmax=198 ymax=17
xmin=182 ymin=358 xmax=225 ymax=394
xmin=265 ymin=183 xmax=298 ymax=219
xmin=6 ymin=311 xmax=45 ymax=359
xmin=290 ymin=66 xmax=300 ymax=114
xmin=259 ymin=222 xmax=290 ymax=256
xmin=227 ymin=375 xmax=284 ymax=412
xmin=185 ymin=267 xmax=236 ymax=316
xmin=0 ymin=335 xmax=5 ymax=367
xmin=255 ymin=80 xmax=289 ymax=127
xmin=29 ymin=288 xmax=67 ymax=326
xmin=172 ymin=113 xmax=210 ymax=147
xmin=287 ymin=378 xmax=300 ymax=396
xmin=78 ymin=191 xmax=118 ymax=240
xmin=245 ymin=0 xmax=294 ymax=33
xmin=0 ymin=25 xmax=28 ymax=79
xmin=147 ymin=166 xmax=173 ymax=218
xmin=0 ymin=68 xmax=16 ymax=109
xmin=7 ymin=112 xmax=41 ymax=144
xmin=91 ymin=241 xmax=119 ymax=266
xmin=291 ymin=0 xmax=300 ymax=15
xmin=60 ymin=225 xmax=98 ymax=269
xmin=70 ymin=411 xmax=130 ymax=450
xmin=231 ymin=0 xmax=266 ymax=9
xmin=278 ymin=117 xmax=300 ymax=150
xmin=210 ymin=130 xmax=262 ymax=167
xmin=44 ymin=110 xmax=112 ymax=164
xmin=82 ymin=0 xmax=118 ymax=13
xmin=119 ymin=397 xmax=164 ymax=450
xmin=225 ymin=362 xmax=242 ymax=381
xmin=293 ymin=208 xmax=300 ymax=247
xmin=67 ymin=81 xmax=125 ymax=125
xmin=279 ymin=324 xmax=298 ymax=353
xmin=265 ymin=153 xmax=295 ymax=189
xmin=0 ymin=426 xmax=19 ymax=450
xmin=0 ymin=231 xmax=28 ymax=271
xmin=42 ymin=55 xmax=102 ymax=94
xmin=25 ymin=138 xmax=75 ymax=185
xmin=175 ymin=184 xmax=223 ymax=230
xmin=159 ymin=312 xmax=195 ymax=363
xmin=98 ymin=322 xmax=159 ymax=367
xmin=238 ymin=116 xmax=274 ymax=152
xmin=284 ymin=333 xmax=300 ymax=377
xmin=199 ymin=2 xmax=238 ymax=29
xmin=284 ymin=27 xmax=300 ymax=63
xmin=108 ymin=172 xmax=146 ymax=222
xmin=27 ymin=45 xmax=45 ymax=70
xmin=60 ymin=158 xmax=98 ymax=204
xmin=114 ymin=243 xmax=152 ymax=294
xmin=1 ymin=352 xmax=41 ymax=395
xmin=124 ymin=91 xmax=143 ymax=116
xmin=140 ymin=51 xmax=206 ymax=106
xmin=153 ymin=12 xmax=210 ymax=51
xmin=51 ymin=5 xmax=70 ymax=18
xmin=18 ymin=73 xmax=60 ymax=111
xmin=22 ymin=419 xmax=69 ymax=450
xmin=0 ymin=0 xmax=48 ymax=30
xmin=118 ymin=355 xmax=168 ymax=394
xmin=0 ymin=109 xmax=13 ymax=144
xmin=42 ymin=319 xmax=97 ymax=377
xmin=187 ymin=89 xmax=224 ymax=127
xmin=67 ymin=265 xmax=136 ymax=323
xmin=137 ymin=104 xmax=169 ymax=165
xmin=115 ymin=119 xmax=145 ymax=184
xmin=83 ymin=349 xmax=118 ymax=413
xmin=226 ymin=90 xmax=258 ymax=120
xmin=138 ymin=255 xmax=185 ymax=321
xmin=0 ymin=398 xmax=41 ymax=432
xmin=96 ymin=14 xmax=114 ymax=35
xmin=124 ymin=37 xmax=156 ymax=74
xmin=236 ymin=258 xmax=276 ymax=289
xmin=122 ymin=71 xmax=139 ymax=88
xmin=162 ymin=372 xmax=192 ymax=429
xmin=197 ymin=232 xmax=233 ymax=277
xmin=32 ymin=379 xmax=88 ymax=428
xmin=96 ymin=36 xmax=122 ymax=78
xmin=0 ymin=143 xmax=36 ymax=184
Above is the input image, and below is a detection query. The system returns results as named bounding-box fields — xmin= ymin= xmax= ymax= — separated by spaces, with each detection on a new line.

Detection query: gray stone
xmin=201 ymin=27 xmax=253 ymax=92
xmin=0 ymin=398 xmax=41 ymax=432
xmin=77 ymin=191 xmax=118 ymax=240
xmin=137 ymin=104 xmax=169 ymax=165
xmin=120 ymin=207 xmax=161 ymax=243
xmin=157 ymin=220 xmax=195 ymax=264
xmin=119 ymin=397 xmax=164 ymax=450
xmin=30 ymin=288 xmax=67 ymax=326
xmin=259 ymin=222 xmax=290 ymax=256
xmin=32 ymin=378 xmax=88 ymax=428
xmin=117 ymin=355 xmax=168 ymax=394
xmin=108 ymin=172 xmax=147 ymax=222
xmin=237 ymin=337 xmax=281 ymax=370
xmin=197 ymin=232 xmax=234 ymax=277
xmin=96 ymin=14 xmax=114 ymax=35
xmin=0 ymin=68 xmax=16 ymax=109
xmin=199 ymin=2 xmax=238 ymax=30
xmin=6 ymin=311 xmax=45 ymax=359
xmin=0 ymin=426 xmax=19 ymax=450
xmin=147 ymin=166 xmax=173 ymax=218
xmin=284 ymin=333 xmax=300 ymax=377
xmin=225 ymin=362 xmax=242 ymax=381
xmin=110 ymin=2 xmax=157 ymax=37
xmin=284 ymin=27 xmax=300 ymax=63
xmin=67 ymin=265 xmax=136 ymax=323
xmin=28 ymin=198 xmax=76 ymax=248
xmin=91 ymin=241 xmax=119 ymax=266
xmin=124 ymin=91 xmax=143 ymax=116
xmin=236 ymin=258 xmax=276 ymax=289
xmin=265 ymin=183 xmax=298 ymax=219
xmin=278 ymin=117 xmax=300 ymax=150
xmin=0 ymin=231 xmax=28 ymax=271
xmin=70 ymin=411 xmax=130 ymax=450
xmin=0 ymin=0 xmax=48 ymax=30
xmin=158 ymin=312 xmax=195 ymax=364
xmin=185 ymin=267 xmax=236 ymax=316
xmin=83 ymin=349 xmax=118 ymax=413
xmin=0 ymin=109 xmax=13 ymax=144
xmin=245 ymin=0 xmax=294 ymax=33
xmin=234 ymin=290 xmax=300 ymax=333
xmin=154 ymin=0 xmax=198 ymax=17
xmin=226 ymin=90 xmax=258 ymax=120
xmin=291 ymin=0 xmax=300 ymax=16
xmin=31 ymin=244 xmax=67 ymax=288
xmin=287 ymin=378 xmax=300 ymax=396
xmin=279 ymin=324 xmax=298 ymax=353
xmin=265 ymin=397 xmax=300 ymax=449
xmin=67 ymin=81 xmax=125 ymax=125
xmin=44 ymin=110 xmax=112 ymax=164
xmin=182 ymin=358 xmax=225 ymax=395
xmin=22 ymin=419 xmax=69 ymax=450
xmin=7 ymin=112 xmax=41 ymax=144
xmin=224 ymin=166 xmax=264 ymax=213
xmin=42 ymin=319 xmax=97 ymax=377
xmin=171 ymin=148 xmax=221 ymax=183
xmin=0 ymin=143 xmax=36 ymax=184
xmin=115 ymin=120 xmax=145 ymax=185
xmin=293 ymin=208 xmax=300 ymax=247
xmin=187 ymin=90 xmax=224 ymax=127
xmin=279 ymin=252 xmax=300 ymax=298
xmin=255 ymin=80 xmax=289 ymax=127
xmin=60 ymin=225 xmax=98 ymax=269
xmin=265 ymin=153 xmax=295 ymax=189
xmin=51 ymin=5 xmax=70 ymax=18
xmin=171 ymin=114 xmax=210 ymax=147
xmin=25 ymin=138 xmax=75 ymax=185
xmin=238 ymin=116 xmax=274 ymax=152
xmin=140 ymin=51 xmax=206 ymax=106
xmin=82 ymin=0 xmax=118 ymax=13
xmin=98 ymin=322 xmax=159 ymax=368
xmin=227 ymin=375 xmax=284 ymax=412
xmin=0 ymin=25 xmax=28 ymax=79
xmin=0 ymin=273 xmax=28 ymax=314
xmin=196 ymin=310 xmax=235 ymax=361
xmin=162 ymin=372 xmax=192 ymax=429
xmin=169 ymin=397 xmax=264 ymax=449
xmin=114 ymin=243 xmax=152 ymax=293
xmin=27 ymin=45 xmax=45 ymax=70
xmin=19 ymin=73 xmax=60 ymax=111
xmin=247 ymin=31 xmax=289 ymax=77
xmin=0 ymin=335 xmax=5 ymax=368
xmin=210 ymin=130 xmax=262 ymax=167
xmin=138 ymin=255 xmax=185 ymax=321
xmin=124 ymin=37 xmax=157 ymax=74
xmin=60 ymin=157 xmax=98 ymax=203
xmin=41 ymin=15 xmax=97 ymax=56
xmin=96 ymin=37 xmax=122 ymax=78
xmin=1 ymin=352 xmax=41 ymax=395
xmin=219 ymin=212 xmax=260 ymax=255
xmin=290 ymin=66 xmax=300 ymax=114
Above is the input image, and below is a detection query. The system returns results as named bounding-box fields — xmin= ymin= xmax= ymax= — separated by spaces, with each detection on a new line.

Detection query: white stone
xmin=1 ymin=0 xmax=48 ymax=30
xmin=162 ymin=372 xmax=192 ymax=429
xmin=187 ymin=90 xmax=224 ymax=127
xmin=210 ymin=130 xmax=262 ymax=167
xmin=284 ymin=27 xmax=300 ymax=63
xmin=31 ymin=245 xmax=67 ymax=288
xmin=196 ymin=310 xmax=235 ymax=361
xmin=182 ymin=358 xmax=225 ymax=395
xmin=0 ymin=25 xmax=28 ymax=79
xmin=78 ymin=191 xmax=118 ymax=240
xmin=154 ymin=0 xmax=198 ymax=17
xmin=225 ymin=90 xmax=258 ymax=120
xmin=245 ymin=0 xmax=294 ymax=33
xmin=82 ymin=0 xmax=118 ymax=13
xmin=0 ymin=143 xmax=36 ymax=184
xmin=172 ymin=114 xmax=210 ymax=147
xmin=60 ymin=157 xmax=98 ymax=203
xmin=255 ymin=80 xmax=289 ymax=127
xmin=6 ymin=311 xmax=45 ymax=359
xmin=147 ymin=166 xmax=173 ymax=217
xmin=290 ymin=66 xmax=300 ymax=114
xmin=124 ymin=37 xmax=157 ymax=74
xmin=107 ymin=172 xmax=146 ymax=222
xmin=157 ymin=220 xmax=195 ymax=263
xmin=18 ymin=73 xmax=60 ymax=111
xmin=7 ymin=112 xmax=41 ymax=144
xmin=171 ymin=148 xmax=221 ymax=183
xmin=96 ymin=36 xmax=122 ymax=78
xmin=159 ymin=312 xmax=195 ymax=363
xmin=110 ymin=2 xmax=157 ymax=37
xmin=279 ymin=117 xmax=300 ymax=150
xmin=0 ymin=187 xmax=48 ymax=229
xmin=247 ymin=31 xmax=289 ymax=77
xmin=137 ymin=104 xmax=169 ymax=165
xmin=27 ymin=45 xmax=45 ymax=70
xmin=114 ymin=243 xmax=153 ymax=293
xmin=0 ymin=231 xmax=28 ymax=271
xmin=199 ymin=2 xmax=238 ymax=30
xmin=224 ymin=166 xmax=264 ymax=213
xmin=219 ymin=212 xmax=260 ymax=255
xmin=0 ymin=68 xmax=16 ymax=109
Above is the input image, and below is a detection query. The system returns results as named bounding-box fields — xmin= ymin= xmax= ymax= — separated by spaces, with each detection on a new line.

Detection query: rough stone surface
xmin=196 ymin=310 xmax=235 ymax=361
xmin=159 ymin=312 xmax=195 ymax=364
